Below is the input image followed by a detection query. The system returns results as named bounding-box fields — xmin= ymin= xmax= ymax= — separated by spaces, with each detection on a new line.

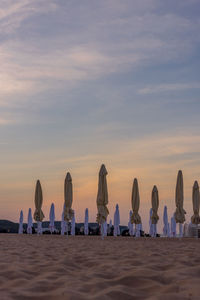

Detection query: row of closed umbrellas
xmin=19 ymin=165 xmax=200 ymax=237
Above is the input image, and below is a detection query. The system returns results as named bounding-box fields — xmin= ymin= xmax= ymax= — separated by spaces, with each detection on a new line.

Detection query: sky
xmin=0 ymin=0 xmax=200 ymax=232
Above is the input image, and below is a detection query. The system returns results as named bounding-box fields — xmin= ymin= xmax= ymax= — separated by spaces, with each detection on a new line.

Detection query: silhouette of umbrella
xmin=34 ymin=180 xmax=45 ymax=234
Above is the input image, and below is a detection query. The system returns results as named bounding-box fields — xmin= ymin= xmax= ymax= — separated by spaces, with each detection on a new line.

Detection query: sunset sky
xmin=0 ymin=0 xmax=200 ymax=231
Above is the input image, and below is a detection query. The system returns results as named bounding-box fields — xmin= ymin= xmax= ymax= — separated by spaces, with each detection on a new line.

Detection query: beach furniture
xmin=114 ymin=204 xmax=120 ymax=236
xmin=174 ymin=170 xmax=186 ymax=237
xmin=163 ymin=206 xmax=168 ymax=237
xmin=149 ymin=208 xmax=153 ymax=236
xmin=191 ymin=181 xmax=200 ymax=225
xmin=131 ymin=178 xmax=141 ymax=237
xmin=71 ymin=213 xmax=75 ymax=236
xmin=96 ymin=164 xmax=109 ymax=239
xmin=18 ymin=210 xmax=23 ymax=234
xmin=27 ymin=208 xmax=33 ymax=234
xmin=128 ymin=210 xmax=134 ymax=236
xmin=34 ymin=180 xmax=45 ymax=235
xmin=170 ymin=215 xmax=176 ymax=237
xmin=49 ymin=203 xmax=55 ymax=233
xmin=84 ymin=208 xmax=89 ymax=235
xmin=64 ymin=172 xmax=74 ymax=237
xmin=151 ymin=185 xmax=159 ymax=237
xmin=61 ymin=204 xmax=67 ymax=235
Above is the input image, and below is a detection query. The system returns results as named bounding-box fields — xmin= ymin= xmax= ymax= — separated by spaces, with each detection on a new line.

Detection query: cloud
xmin=0 ymin=0 xmax=57 ymax=34
xmin=137 ymin=83 xmax=200 ymax=94
xmin=0 ymin=0 xmax=199 ymax=105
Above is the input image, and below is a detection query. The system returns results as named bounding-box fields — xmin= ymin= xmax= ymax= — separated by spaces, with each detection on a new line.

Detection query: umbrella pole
xmin=37 ymin=221 xmax=40 ymax=235
xmin=196 ymin=224 xmax=198 ymax=239
xmin=179 ymin=223 xmax=183 ymax=237
xmin=66 ymin=222 xmax=68 ymax=238
xmin=101 ymin=223 xmax=104 ymax=240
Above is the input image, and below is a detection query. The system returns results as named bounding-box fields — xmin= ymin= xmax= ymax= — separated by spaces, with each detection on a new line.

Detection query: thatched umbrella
xmin=34 ymin=180 xmax=45 ymax=234
xmin=64 ymin=172 xmax=74 ymax=236
xmin=131 ymin=178 xmax=141 ymax=237
xmin=151 ymin=185 xmax=159 ymax=237
xmin=96 ymin=164 xmax=109 ymax=238
xmin=191 ymin=181 xmax=200 ymax=225
xmin=174 ymin=170 xmax=186 ymax=237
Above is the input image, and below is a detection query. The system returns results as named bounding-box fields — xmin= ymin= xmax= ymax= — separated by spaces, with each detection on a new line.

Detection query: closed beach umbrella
xmin=84 ymin=208 xmax=89 ymax=235
xmin=64 ymin=172 xmax=74 ymax=236
xmin=71 ymin=213 xmax=75 ymax=236
xmin=131 ymin=178 xmax=141 ymax=237
xmin=128 ymin=210 xmax=134 ymax=236
xmin=108 ymin=219 xmax=112 ymax=235
xmin=34 ymin=180 xmax=44 ymax=235
xmin=149 ymin=208 xmax=153 ymax=236
xmin=191 ymin=181 xmax=200 ymax=225
xmin=49 ymin=203 xmax=55 ymax=233
xmin=174 ymin=170 xmax=186 ymax=237
xmin=138 ymin=223 xmax=143 ymax=232
xmin=151 ymin=185 xmax=159 ymax=223
xmin=167 ymin=222 xmax=170 ymax=237
xmin=27 ymin=208 xmax=33 ymax=234
xmin=18 ymin=210 xmax=23 ymax=234
xmin=174 ymin=170 xmax=186 ymax=223
xmin=61 ymin=204 xmax=67 ymax=236
xmin=151 ymin=186 xmax=159 ymax=237
xmin=163 ymin=206 xmax=168 ymax=236
xmin=114 ymin=204 xmax=120 ymax=236
xmin=171 ymin=214 xmax=176 ymax=237
xmin=103 ymin=220 xmax=107 ymax=236
xmin=96 ymin=164 xmax=109 ymax=238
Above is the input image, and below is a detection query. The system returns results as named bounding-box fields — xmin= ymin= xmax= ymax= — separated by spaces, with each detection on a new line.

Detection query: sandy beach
xmin=0 ymin=235 xmax=200 ymax=300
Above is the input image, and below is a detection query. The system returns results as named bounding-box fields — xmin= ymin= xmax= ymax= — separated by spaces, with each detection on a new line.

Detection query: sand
xmin=0 ymin=235 xmax=200 ymax=299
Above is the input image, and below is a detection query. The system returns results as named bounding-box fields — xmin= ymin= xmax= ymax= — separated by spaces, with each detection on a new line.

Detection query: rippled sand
xmin=0 ymin=234 xmax=200 ymax=299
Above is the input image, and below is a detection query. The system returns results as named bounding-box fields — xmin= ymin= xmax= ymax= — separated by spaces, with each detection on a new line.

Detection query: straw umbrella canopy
xmin=96 ymin=164 xmax=109 ymax=225
xmin=131 ymin=178 xmax=141 ymax=224
xmin=64 ymin=172 xmax=74 ymax=222
xmin=191 ymin=181 xmax=200 ymax=225
xmin=34 ymin=180 xmax=45 ymax=222
xmin=174 ymin=170 xmax=186 ymax=223
xmin=151 ymin=185 xmax=159 ymax=224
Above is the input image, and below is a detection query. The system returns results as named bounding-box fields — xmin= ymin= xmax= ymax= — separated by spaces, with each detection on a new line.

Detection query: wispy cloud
xmin=138 ymin=83 xmax=200 ymax=94
xmin=0 ymin=0 xmax=199 ymax=103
